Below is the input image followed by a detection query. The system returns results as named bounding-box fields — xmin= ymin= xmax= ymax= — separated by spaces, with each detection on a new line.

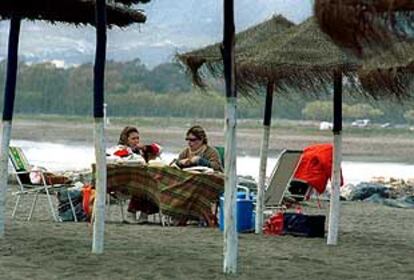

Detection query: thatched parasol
xmin=179 ymin=17 xmax=365 ymax=97
xmin=0 ymin=0 xmax=147 ymax=27
xmin=314 ymin=0 xmax=414 ymax=55
xmin=180 ymin=16 xmax=361 ymax=237
xmin=236 ymin=15 xmax=414 ymax=100
xmin=177 ymin=14 xmax=295 ymax=90
xmin=313 ymin=1 xmax=414 ymax=245
xmin=357 ymin=42 xmax=414 ymax=97
xmin=233 ymin=17 xmax=359 ymax=243
xmin=314 ymin=1 xmax=414 ymax=98
xmin=235 ymin=17 xmax=361 ymax=95
xmin=0 ymin=0 xmax=150 ymax=254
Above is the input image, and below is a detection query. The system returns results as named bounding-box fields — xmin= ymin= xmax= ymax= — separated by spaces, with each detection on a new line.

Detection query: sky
xmin=0 ymin=0 xmax=314 ymax=66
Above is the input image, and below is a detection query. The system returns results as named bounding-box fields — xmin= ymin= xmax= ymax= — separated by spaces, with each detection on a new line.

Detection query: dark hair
xmin=186 ymin=125 xmax=208 ymax=144
xmin=118 ymin=126 xmax=139 ymax=146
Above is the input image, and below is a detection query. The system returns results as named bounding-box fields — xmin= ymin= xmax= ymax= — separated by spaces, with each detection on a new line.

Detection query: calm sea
xmin=11 ymin=140 xmax=414 ymax=185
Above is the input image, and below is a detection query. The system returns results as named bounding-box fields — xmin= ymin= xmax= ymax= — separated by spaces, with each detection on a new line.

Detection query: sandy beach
xmin=1 ymin=117 xmax=413 ymax=279
xmin=0 ymin=189 xmax=413 ymax=280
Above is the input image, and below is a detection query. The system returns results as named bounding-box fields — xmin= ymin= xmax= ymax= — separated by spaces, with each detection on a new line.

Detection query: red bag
xmin=263 ymin=211 xmax=284 ymax=235
xmin=81 ymin=184 xmax=95 ymax=221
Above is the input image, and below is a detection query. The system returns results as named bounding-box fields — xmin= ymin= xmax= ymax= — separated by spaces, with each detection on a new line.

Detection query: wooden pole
xmin=222 ymin=0 xmax=238 ymax=274
xmin=255 ymin=81 xmax=274 ymax=234
xmin=92 ymin=0 xmax=108 ymax=254
xmin=327 ymin=71 xmax=342 ymax=245
xmin=0 ymin=17 xmax=21 ymax=238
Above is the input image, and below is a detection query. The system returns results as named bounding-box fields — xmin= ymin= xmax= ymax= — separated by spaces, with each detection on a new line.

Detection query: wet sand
xmin=0 ymin=189 xmax=413 ymax=280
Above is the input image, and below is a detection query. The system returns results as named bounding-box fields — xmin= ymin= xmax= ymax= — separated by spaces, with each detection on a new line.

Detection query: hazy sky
xmin=0 ymin=0 xmax=314 ymax=65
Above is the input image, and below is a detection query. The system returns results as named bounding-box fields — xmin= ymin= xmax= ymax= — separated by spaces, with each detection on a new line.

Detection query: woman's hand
xmin=131 ymin=143 xmax=145 ymax=153
xmin=189 ymin=156 xmax=201 ymax=164
xmin=178 ymin=158 xmax=191 ymax=167
xmin=136 ymin=143 xmax=146 ymax=150
xmin=178 ymin=156 xmax=200 ymax=167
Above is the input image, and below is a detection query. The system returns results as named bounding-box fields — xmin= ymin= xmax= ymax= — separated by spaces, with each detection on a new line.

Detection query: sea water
xmin=11 ymin=139 xmax=414 ymax=185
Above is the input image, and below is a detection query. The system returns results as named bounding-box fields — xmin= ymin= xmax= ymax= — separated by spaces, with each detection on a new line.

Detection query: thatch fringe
xmin=177 ymin=55 xmax=209 ymax=88
xmin=358 ymin=66 xmax=414 ymax=99
xmin=236 ymin=63 xmax=365 ymax=98
xmin=232 ymin=17 xmax=362 ymax=97
xmin=315 ymin=0 xmax=414 ymax=55
xmin=314 ymin=0 xmax=414 ymax=99
xmin=0 ymin=0 xmax=147 ymax=27
xmin=176 ymin=15 xmax=295 ymax=97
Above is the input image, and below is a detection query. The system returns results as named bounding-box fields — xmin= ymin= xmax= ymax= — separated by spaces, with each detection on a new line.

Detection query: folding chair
xmin=287 ymin=179 xmax=313 ymax=202
xmin=214 ymin=146 xmax=225 ymax=168
xmin=264 ymin=149 xmax=303 ymax=209
xmin=106 ymin=191 xmax=127 ymax=222
xmin=106 ymin=192 xmax=165 ymax=225
xmin=8 ymin=146 xmax=76 ymax=222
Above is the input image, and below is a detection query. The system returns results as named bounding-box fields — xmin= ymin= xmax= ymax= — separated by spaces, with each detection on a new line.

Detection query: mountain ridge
xmin=0 ymin=0 xmax=312 ymax=67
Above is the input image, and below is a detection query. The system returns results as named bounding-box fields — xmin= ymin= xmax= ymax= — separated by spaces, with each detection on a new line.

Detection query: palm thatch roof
xmin=357 ymin=42 xmax=414 ymax=98
xmin=0 ymin=0 xmax=147 ymax=27
xmin=314 ymin=0 xmax=414 ymax=55
xmin=177 ymin=15 xmax=295 ymax=90
xmin=235 ymin=17 xmax=361 ymax=95
xmin=314 ymin=0 xmax=414 ymax=98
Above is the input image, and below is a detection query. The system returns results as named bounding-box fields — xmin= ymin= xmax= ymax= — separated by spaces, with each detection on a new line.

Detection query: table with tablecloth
xmin=93 ymin=163 xmax=224 ymax=226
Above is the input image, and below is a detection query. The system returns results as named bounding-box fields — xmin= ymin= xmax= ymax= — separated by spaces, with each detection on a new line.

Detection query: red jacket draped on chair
xmin=293 ymin=143 xmax=344 ymax=193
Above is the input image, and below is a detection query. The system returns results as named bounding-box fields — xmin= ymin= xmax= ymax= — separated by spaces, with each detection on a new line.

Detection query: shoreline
xmin=9 ymin=116 xmax=414 ymax=164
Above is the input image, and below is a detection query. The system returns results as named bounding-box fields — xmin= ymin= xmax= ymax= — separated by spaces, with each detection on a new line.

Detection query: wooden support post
xmin=92 ymin=0 xmax=108 ymax=254
xmin=327 ymin=71 xmax=342 ymax=245
xmin=222 ymin=0 xmax=238 ymax=274
xmin=255 ymin=81 xmax=274 ymax=234
xmin=0 ymin=17 xmax=21 ymax=238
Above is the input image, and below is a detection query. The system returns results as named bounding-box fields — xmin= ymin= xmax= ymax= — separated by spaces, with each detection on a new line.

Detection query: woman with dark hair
xmin=177 ymin=125 xmax=223 ymax=172
xmin=117 ymin=126 xmax=160 ymax=224
xmin=116 ymin=126 xmax=162 ymax=163
xmin=118 ymin=126 xmax=144 ymax=153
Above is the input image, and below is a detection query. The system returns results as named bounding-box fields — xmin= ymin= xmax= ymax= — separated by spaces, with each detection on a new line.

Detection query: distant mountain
xmin=0 ymin=0 xmax=312 ymax=67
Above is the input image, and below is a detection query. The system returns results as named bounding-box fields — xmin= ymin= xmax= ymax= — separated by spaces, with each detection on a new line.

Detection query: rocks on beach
xmin=341 ymin=177 xmax=414 ymax=208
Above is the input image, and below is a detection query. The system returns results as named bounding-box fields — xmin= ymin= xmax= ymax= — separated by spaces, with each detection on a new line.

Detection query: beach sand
xmin=2 ymin=117 xmax=413 ymax=279
xmin=0 ymin=188 xmax=413 ymax=280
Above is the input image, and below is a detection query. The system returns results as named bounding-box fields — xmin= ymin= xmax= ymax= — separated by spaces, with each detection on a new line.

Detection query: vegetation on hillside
xmin=0 ymin=59 xmax=412 ymax=124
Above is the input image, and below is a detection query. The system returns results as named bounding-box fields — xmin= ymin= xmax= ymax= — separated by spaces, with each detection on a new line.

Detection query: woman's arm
xmin=177 ymin=148 xmax=191 ymax=168
xmin=178 ymin=148 xmax=189 ymax=160
xmin=198 ymin=147 xmax=223 ymax=172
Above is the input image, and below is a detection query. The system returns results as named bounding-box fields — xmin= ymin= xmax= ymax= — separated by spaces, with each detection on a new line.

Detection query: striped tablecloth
xmin=96 ymin=164 xmax=224 ymax=226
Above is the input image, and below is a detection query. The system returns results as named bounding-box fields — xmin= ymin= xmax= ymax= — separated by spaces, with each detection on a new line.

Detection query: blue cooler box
xmin=219 ymin=187 xmax=255 ymax=233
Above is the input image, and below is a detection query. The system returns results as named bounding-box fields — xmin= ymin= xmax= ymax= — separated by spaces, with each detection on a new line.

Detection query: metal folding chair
xmin=264 ymin=149 xmax=303 ymax=209
xmin=8 ymin=146 xmax=76 ymax=222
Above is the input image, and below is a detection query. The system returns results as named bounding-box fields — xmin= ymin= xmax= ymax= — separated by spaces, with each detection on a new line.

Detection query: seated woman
xmin=117 ymin=126 xmax=160 ymax=224
xmin=117 ymin=126 xmax=144 ymax=155
xmin=114 ymin=126 xmax=162 ymax=163
xmin=177 ymin=125 xmax=223 ymax=172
